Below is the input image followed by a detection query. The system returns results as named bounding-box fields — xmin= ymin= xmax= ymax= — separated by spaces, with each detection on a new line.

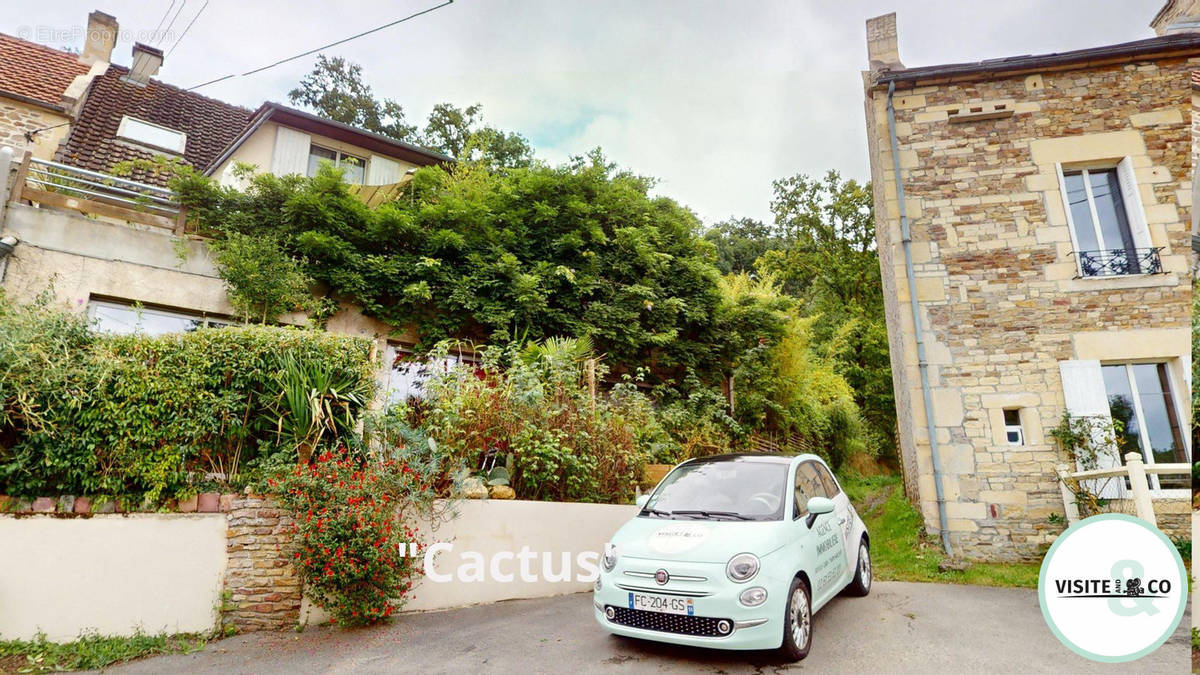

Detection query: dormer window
xmin=116 ymin=115 xmax=186 ymax=154
xmin=307 ymin=144 xmax=365 ymax=184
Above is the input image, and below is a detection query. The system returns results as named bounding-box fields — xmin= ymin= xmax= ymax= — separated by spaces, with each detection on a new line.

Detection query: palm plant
xmin=269 ymin=354 xmax=369 ymax=462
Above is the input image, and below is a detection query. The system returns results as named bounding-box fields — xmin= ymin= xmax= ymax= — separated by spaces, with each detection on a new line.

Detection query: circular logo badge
xmin=1038 ymin=513 xmax=1186 ymax=662
xmin=654 ymin=569 xmax=669 ymax=585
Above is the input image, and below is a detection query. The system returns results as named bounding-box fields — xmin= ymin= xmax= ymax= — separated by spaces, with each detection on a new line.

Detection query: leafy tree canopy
xmin=175 ymin=153 xmax=768 ymax=388
xmin=289 ymin=56 xmax=533 ymax=169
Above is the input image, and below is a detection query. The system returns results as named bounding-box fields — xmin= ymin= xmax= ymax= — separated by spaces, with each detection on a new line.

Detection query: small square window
xmin=1003 ymin=409 xmax=1024 ymax=446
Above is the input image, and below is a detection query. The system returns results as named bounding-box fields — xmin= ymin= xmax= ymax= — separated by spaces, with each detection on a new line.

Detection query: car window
xmin=812 ymin=461 xmax=841 ymax=498
xmin=793 ymin=462 xmax=825 ymax=517
xmin=643 ymin=459 xmax=789 ymax=521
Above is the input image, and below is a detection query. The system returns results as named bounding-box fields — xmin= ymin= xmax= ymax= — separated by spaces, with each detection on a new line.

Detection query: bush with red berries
xmin=273 ymin=447 xmax=430 ymax=626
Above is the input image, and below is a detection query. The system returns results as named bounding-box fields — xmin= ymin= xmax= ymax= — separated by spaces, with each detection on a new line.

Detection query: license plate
xmin=629 ymin=592 xmax=694 ymax=615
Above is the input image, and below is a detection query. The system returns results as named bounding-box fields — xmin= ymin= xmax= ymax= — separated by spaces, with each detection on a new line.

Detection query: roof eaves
xmin=262 ymin=102 xmax=455 ymax=164
xmin=873 ymin=33 xmax=1200 ymax=88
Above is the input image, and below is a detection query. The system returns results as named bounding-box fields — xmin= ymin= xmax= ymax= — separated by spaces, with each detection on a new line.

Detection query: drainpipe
xmin=886 ymin=81 xmax=952 ymax=556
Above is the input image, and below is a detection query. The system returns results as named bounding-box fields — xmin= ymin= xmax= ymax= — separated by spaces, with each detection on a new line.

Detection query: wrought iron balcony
xmin=1074 ymin=247 xmax=1163 ymax=278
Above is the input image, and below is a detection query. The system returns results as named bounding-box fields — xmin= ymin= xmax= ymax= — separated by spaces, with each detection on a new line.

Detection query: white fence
xmin=1055 ymin=452 xmax=1190 ymax=527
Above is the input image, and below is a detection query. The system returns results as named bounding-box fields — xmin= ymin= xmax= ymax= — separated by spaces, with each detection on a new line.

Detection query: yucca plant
xmin=269 ymin=354 xmax=369 ymax=462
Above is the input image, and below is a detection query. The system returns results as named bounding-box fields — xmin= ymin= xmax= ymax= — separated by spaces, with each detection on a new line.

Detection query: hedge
xmin=0 ymin=296 xmax=375 ymax=505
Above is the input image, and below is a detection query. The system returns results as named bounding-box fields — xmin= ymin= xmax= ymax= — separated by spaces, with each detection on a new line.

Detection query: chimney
xmin=866 ymin=13 xmax=904 ymax=72
xmin=79 ymin=11 xmax=118 ymax=66
xmin=1150 ymin=0 xmax=1200 ymax=34
xmin=125 ymin=42 xmax=163 ymax=86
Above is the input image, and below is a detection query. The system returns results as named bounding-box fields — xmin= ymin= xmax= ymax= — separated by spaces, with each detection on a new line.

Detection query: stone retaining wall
xmin=223 ymin=496 xmax=301 ymax=633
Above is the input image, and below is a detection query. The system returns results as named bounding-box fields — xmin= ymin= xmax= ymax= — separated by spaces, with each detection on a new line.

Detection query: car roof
xmin=681 ymin=452 xmax=825 ymax=466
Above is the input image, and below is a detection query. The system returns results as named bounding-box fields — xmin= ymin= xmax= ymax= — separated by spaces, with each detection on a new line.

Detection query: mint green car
xmin=593 ymin=453 xmax=870 ymax=661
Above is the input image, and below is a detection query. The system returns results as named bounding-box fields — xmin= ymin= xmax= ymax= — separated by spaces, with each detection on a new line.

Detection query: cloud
xmin=7 ymin=0 xmax=1166 ymax=226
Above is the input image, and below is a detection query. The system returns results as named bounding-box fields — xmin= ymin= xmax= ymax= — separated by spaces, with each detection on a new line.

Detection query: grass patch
xmin=0 ymin=630 xmax=207 ymax=673
xmin=841 ymin=474 xmax=1042 ymax=589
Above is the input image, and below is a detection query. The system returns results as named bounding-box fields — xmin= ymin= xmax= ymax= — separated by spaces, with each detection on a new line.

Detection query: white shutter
xmin=1058 ymin=360 xmax=1123 ymax=498
xmin=365 ymin=155 xmax=400 ymax=186
xmin=271 ymin=126 xmax=311 ymax=176
xmin=1116 ymin=156 xmax=1152 ymax=251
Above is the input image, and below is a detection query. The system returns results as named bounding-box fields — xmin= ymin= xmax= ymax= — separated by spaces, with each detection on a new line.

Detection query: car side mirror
xmin=635 ymin=494 xmax=650 ymax=508
xmin=804 ymin=496 xmax=834 ymax=528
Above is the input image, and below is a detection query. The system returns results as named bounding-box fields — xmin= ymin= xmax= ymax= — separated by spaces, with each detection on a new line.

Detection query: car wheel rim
xmin=790 ymin=586 xmax=810 ymax=649
xmin=860 ymin=543 xmax=871 ymax=589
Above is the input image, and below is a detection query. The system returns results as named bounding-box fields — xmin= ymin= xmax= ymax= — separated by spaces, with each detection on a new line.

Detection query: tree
xmin=288 ymin=55 xmax=418 ymax=142
xmin=290 ymin=57 xmax=533 ymax=169
xmin=422 ymin=103 xmax=534 ymax=169
xmin=703 ymin=217 xmax=784 ymax=274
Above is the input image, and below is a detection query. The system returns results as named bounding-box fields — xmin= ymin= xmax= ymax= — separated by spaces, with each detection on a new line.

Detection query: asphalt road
xmin=106 ymin=581 xmax=1189 ymax=674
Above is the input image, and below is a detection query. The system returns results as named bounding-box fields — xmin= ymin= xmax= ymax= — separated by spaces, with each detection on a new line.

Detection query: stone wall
xmin=864 ymin=53 xmax=1197 ymax=560
xmin=223 ymin=496 xmax=301 ymax=633
xmin=0 ymin=99 xmax=71 ymax=160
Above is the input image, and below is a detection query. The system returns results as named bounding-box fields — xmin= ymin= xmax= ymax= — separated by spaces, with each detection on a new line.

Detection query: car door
xmin=812 ymin=460 xmax=857 ymax=578
xmin=794 ymin=461 xmax=845 ymax=607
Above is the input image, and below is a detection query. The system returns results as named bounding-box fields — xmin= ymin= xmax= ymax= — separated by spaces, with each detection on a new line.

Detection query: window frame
xmin=1101 ymin=360 xmax=1190 ymax=497
xmin=792 ymin=461 xmax=827 ymax=519
xmin=115 ymin=115 xmax=187 ymax=154
xmin=87 ymin=298 xmax=233 ymax=335
xmin=1055 ymin=159 xmax=1153 ymax=278
xmin=379 ymin=341 xmax=481 ymax=404
xmin=1002 ymin=408 xmax=1024 ymax=446
xmin=307 ymin=143 xmax=367 ymax=183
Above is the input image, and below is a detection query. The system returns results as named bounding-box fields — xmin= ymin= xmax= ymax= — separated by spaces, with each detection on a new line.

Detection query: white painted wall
xmin=301 ymin=499 xmax=638 ymax=624
xmin=0 ymin=514 xmax=227 ymax=641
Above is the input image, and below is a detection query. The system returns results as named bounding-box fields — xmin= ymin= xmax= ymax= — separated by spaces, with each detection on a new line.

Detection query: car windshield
xmin=640 ymin=458 xmax=788 ymax=521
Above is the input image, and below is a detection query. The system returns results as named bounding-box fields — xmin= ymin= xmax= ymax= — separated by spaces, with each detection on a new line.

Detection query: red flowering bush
xmin=273 ymin=447 xmax=428 ymax=627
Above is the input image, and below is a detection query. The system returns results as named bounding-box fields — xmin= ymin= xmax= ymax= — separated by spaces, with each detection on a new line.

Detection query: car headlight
xmin=739 ymin=586 xmax=768 ymax=606
xmin=726 ymin=553 xmax=759 ymax=582
xmin=602 ymin=543 xmax=619 ymax=572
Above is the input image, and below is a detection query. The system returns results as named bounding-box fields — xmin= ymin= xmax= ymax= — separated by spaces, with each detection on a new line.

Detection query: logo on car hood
xmin=646 ymin=522 xmax=712 ymax=555
xmin=654 ymin=569 xmax=669 ymax=585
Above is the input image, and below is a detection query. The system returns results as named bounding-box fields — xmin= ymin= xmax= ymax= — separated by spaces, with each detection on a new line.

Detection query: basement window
xmin=116 ymin=115 xmax=187 ymax=154
xmin=88 ymin=299 xmax=233 ymax=336
xmin=1002 ymin=409 xmax=1024 ymax=446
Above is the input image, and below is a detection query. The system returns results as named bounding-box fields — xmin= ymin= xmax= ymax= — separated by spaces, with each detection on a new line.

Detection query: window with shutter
xmin=1057 ymin=159 xmax=1160 ymax=278
xmin=1058 ymin=360 xmax=1123 ymax=498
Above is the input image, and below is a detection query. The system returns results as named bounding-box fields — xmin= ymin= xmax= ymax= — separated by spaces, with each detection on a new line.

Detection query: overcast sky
xmin=8 ymin=0 xmax=1165 ymax=225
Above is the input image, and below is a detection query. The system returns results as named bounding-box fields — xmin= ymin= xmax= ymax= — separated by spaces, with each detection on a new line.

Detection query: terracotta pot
xmin=642 ymin=464 xmax=673 ymax=488
xmin=73 ymin=497 xmax=92 ymax=514
xmin=197 ymin=492 xmax=221 ymax=513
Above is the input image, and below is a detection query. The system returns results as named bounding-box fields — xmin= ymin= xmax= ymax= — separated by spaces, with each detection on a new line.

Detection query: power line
xmin=166 ymin=0 xmax=210 ymax=56
xmin=157 ymin=0 xmax=189 ymax=46
xmin=185 ymin=0 xmax=453 ymax=91
xmin=152 ymin=0 xmax=178 ymax=36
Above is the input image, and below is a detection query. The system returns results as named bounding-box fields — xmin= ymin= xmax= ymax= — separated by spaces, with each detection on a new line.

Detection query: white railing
xmin=6 ymin=149 xmax=187 ymax=233
xmin=1056 ymin=452 xmax=1189 ymax=527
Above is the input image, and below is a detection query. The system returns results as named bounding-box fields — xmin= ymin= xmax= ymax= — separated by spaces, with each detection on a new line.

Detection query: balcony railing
xmin=6 ymin=150 xmax=187 ymax=233
xmin=1074 ymin=247 xmax=1163 ymax=278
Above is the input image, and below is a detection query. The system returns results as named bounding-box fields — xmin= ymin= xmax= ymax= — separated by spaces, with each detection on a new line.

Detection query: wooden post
xmin=1124 ymin=452 xmax=1156 ymax=526
xmin=1055 ymin=463 xmax=1080 ymax=525
xmin=584 ymin=358 xmax=596 ymax=409
xmin=173 ymin=204 xmax=188 ymax=236
xmin=9 ymin=150 xmax=31 ymax=204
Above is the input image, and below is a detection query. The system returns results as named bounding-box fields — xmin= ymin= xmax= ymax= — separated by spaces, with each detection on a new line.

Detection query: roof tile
xmin=0 ymin=33 xmax=90 ymax=108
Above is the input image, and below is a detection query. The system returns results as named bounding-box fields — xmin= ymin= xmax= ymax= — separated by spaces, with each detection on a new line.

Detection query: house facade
xmin=0 ymin=10 xmax=452 ymax=406
xmin=862 ymin=7 xmax=1197 ymax=559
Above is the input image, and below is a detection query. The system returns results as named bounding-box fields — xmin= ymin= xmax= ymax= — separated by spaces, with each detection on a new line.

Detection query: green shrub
xmin=0 ymin=294 xmax=374 ymax=505
xmin=388 ymin=339 xmax=659 ymax=503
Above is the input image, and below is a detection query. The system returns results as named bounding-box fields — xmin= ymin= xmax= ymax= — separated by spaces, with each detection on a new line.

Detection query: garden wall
xmin=300 ymin=499 xmax=638 ymax=625
xmin=0 ymin=514 xmax=227 ymax=641
xmin=0 ymin=499 xmax=637 ymax=639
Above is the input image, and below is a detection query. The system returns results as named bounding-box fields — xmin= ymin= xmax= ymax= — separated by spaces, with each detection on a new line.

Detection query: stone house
xmin=862 ymin=5 xmax=1196 ymax=560
xmin=0 ymin=10 xmax=454 ymax=405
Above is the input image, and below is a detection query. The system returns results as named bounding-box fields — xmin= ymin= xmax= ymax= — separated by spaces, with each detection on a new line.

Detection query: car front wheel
xmin=779 ymin=577 xmax=812 ymax=661
xmin=844 ymin=539 xmax=871 ymax=597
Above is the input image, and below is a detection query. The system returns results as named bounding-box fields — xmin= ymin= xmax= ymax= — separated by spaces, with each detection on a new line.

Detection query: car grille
xmin=606 ymin=606 xmax=729 ymax=637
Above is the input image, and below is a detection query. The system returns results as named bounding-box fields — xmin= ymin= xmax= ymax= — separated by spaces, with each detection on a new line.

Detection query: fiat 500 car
xmin=593 ymin=453 xmax=870 ymax=661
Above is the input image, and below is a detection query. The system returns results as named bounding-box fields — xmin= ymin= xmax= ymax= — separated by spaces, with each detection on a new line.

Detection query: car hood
xmin=609 ymin=515 xmax=790 ymax=564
